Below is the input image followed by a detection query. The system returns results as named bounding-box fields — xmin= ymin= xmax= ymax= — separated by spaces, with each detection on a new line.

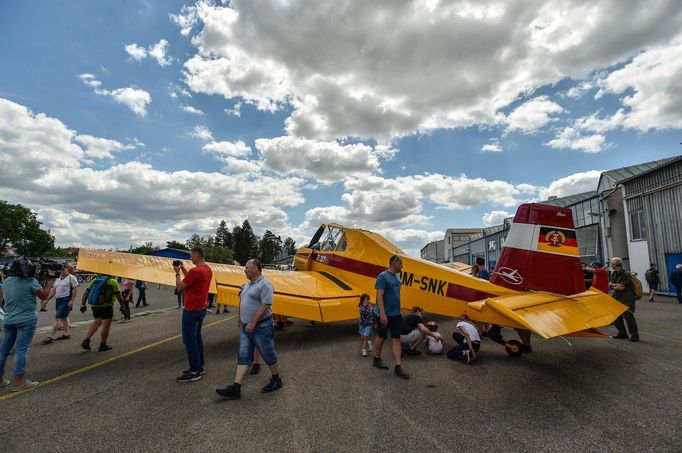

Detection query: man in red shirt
xmin=174 ymin=247 xmax=213 ymax=383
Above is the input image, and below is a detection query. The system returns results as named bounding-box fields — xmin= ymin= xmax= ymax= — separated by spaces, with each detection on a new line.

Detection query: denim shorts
xmin=359 ymin=323 xmax=373 ymax=337
xmin=238 ymin=320 xmax=278 ymax=366
xmin=55 ymin=296 xmax=71 ymax=319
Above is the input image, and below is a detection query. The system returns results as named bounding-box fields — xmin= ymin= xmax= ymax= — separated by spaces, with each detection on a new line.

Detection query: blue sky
xmin=1 ymin=0 xmax=681 ymax=256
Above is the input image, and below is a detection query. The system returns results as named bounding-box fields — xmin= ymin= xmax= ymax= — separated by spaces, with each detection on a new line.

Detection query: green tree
xmin=232 ymin=220 xmax=259 ymax=265
xmin=283 ymin=237 xmax=297 ymax=256
xmin=215 ymin=220 xmax=233 ymax=249
xmin=130 ymin=241 xmax=159 ymax=255
xmin=166 ymin=240 xmax=188 ymax=250
xmin=184 ymin=234 xmax=234 ymax=264
xmin=259 ymin=230 xmax=283 ymax=264
xmin=0 ymin=200 xmax=55 ymax=256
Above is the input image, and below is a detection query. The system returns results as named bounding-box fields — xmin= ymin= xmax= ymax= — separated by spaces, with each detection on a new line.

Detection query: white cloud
xmin=482 ymin=211 xmax=512 ymax=226
xmin=177 ymin=1 xmax=682 ymax=141
xmin=0 ymin=97 xmax=306 ymax=249
xmin=598 ymin=38 xmax=682 ymax=131
xmin=225 ymin=102 xmax=241 ymax=117
xmin=255 ymin=136 xmax=393 ymax=183
xmin=75 ymin=134 xmax=141 ymax=159
xmin=505 ymin=96 xmax=564 ymax=133
xmin=545 ymin=127 xmax=607 ymax=153
xmin=124 ymin=39 xmax=173 ymax=66
xmin=79 ymin=74 xmax=151 ymax=116
xmin=202 ymin=140 xmax=251 ymax=157
xmin=541 ymin=170 xmax=602 ymax=199
xmin=481 ymin=139 xmax=502 ymax=153
xmin=190 ymin=125 xmax=213 ymax=141
xmin=180 ymin=104 xmax=205 ymax=115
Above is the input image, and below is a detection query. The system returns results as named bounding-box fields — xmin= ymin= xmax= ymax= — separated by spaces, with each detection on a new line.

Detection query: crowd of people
xmin=1 ymin=250 xmax=681 ymax=395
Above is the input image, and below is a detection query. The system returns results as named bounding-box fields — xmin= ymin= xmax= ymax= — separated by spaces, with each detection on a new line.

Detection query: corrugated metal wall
xmin=625 ymin=160 xmax=682 ymax=292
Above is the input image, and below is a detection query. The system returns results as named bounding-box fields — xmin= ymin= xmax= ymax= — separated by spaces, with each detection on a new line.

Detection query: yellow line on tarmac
xmin=0 ymin=314 xmax=238 ymax=402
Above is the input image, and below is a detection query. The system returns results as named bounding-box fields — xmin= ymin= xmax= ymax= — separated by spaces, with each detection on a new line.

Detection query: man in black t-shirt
xmin=399 ymin=306 xmax=439 ymax=355
xmin=644 ymin=263 xmax=659 ymax=302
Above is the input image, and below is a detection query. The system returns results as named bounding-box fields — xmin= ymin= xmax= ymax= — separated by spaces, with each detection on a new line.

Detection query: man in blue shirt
xmin=475 ymin=257 xmax=490 ymax=281
xmin=373 ymin=255 xmax=408 ymax=379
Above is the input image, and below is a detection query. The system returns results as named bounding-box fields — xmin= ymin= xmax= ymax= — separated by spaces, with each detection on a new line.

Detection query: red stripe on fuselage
xmin=298 ymin=250 xmax=495 ymax=302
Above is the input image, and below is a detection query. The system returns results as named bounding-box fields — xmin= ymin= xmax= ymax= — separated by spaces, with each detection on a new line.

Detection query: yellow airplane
xmin=77 ymin=203 xmax=627 ymax=356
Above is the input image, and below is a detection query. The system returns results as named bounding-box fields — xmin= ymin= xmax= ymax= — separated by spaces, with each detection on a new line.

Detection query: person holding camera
xmin=0 ymin=257 xmax=54 ymax=391
xmin=173 ymin=248 xmax=213 ymax=383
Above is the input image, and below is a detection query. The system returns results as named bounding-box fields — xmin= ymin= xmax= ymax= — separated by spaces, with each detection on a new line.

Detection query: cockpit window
xmin=335 ymin=233 xmax=347 ymax=252
xmin=321 ymin=226 xmax=343 ymax=251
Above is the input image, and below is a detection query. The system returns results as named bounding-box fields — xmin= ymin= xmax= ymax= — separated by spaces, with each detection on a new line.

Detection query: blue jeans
xmin=238 ymin=320 xmax=278 ymax=366
xmin=181 ymin=310 xmax=206 ymax=372
xmin=0 ymin=318 xmax=38 ymax=377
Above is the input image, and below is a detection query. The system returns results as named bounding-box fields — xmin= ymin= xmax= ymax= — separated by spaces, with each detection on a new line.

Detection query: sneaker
xmin=216 ymin=384 xmax=241 ymax=399
xmin=373 ymin=358 xmax=389 ymax=370
xmin=223 ymin=308 xmax=229 ymax=313
xmin=261 ymin=377 xmax=283 ymax=393
xmin=249 ymin=363 xmax=261 ymax=375
xmin=176 ymin=371 xmax=202 ymax=383
xmin=10 ymin=380 xmax=39 ymax=392
xmin=206 ymin=308 xmax=213 ymax=313
xmin=57 ymin=334 xmax=71 ymax=341
xmin=98 ymin=343 xmax=112 ymax=352
xmin=394 ymin=366 xmax=409 ymax=380
xmin=39 ymin=308 xmax=47 ymax=312
xmin=41 ymin=337 xmax=54 ymax=345
xmin=629 ymin=336 xmax=640 ymax=342
xmin=367 ymin=341 xmax=373 ymax=352
xmin=81 ymin=338 xmax=91 ymax=350
xmin=464 ymin=350 xmax=471 ymax=364
xmin=0 ymin=378 xmax=10 ymax=388
xmin=405 ymin=348 xmax=421 ymax=356
xmin=362 ymin=348 xmax=368 ymax=357
xmin=182 ymin=368 xmax=206 ymax=376
xmin=611 ymin=334 xmax=629 ymax=340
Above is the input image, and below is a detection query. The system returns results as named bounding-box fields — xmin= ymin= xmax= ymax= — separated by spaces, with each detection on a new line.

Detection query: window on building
xmin=630 ymin=211 xmax=647 ymax=240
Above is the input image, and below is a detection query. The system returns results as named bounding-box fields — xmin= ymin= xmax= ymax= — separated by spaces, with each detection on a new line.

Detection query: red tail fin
xmin=491 ymin=203 xmax=584 ymax=295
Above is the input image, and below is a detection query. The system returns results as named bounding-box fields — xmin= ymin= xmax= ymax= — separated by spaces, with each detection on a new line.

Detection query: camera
xmin=4 ymin=257 xmax=62 ymax=280
xmin=172 ymin=260 xmax=182 ymax=268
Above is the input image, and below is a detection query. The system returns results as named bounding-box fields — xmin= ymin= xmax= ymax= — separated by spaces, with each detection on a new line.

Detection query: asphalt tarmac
xmin=1 ymin=286 xmax=681 ymax=452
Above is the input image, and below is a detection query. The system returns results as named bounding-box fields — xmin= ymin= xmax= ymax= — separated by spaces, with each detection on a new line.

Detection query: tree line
xmin=0 ymin=200 xmax=296 ymax=265
xmin=129 ymin=219 xmax=297 ymax=265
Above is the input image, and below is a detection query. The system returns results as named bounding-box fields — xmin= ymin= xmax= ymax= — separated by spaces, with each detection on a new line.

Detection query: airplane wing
xmin=481 ymin=289 xmax=628 ymax=339
xmin=77 ymin=249 xmax=363 ymax=323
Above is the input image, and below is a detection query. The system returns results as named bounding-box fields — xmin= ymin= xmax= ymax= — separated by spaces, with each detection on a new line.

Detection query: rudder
xmin=491 ymin=203 xmax=584 ymax=295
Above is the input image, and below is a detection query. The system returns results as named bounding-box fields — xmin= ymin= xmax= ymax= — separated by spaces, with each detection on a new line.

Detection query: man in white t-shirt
xmin=41 ymin=264 xmax=79 ymax=344
xmin=446 ymin=315 xmax=481 ymax=364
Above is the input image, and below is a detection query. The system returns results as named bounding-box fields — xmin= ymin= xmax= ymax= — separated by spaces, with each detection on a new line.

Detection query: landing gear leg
xmin=515 ymin=329 xmax=533 ymax=353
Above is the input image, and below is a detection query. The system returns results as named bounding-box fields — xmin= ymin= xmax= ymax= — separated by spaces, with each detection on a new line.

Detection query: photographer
xmin=0 ymin=257 xmax=54 ymax=391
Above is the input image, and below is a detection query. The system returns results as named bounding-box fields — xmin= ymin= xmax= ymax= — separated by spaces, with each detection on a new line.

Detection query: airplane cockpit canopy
xmin=307 ymin=224 xmax=347 ymax=252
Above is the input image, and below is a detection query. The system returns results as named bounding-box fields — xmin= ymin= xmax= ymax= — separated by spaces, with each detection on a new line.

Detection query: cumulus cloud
xmin=202 ymin=140 xmax=251 ymax=157
xmin=180 ymin=104 xmax=205 ymax=115
xmin=124 ymin=39 xmax=173 ymax=66
xmin=598 ymin=38 xmax=682 ymax=131
xmin=505 ymin=96 xmax=564 ymax=133
xmin=482 ymin=211 xmax=512 ymax=226
xmin=0 ymin=98 xmax=306 ymax=249
xmin=540 ymin=170 xmax=601 ymax=199
xmin=75 ymin=134 xmax=141 ymax=159
xmin=79 ymin=74 xmax=151 ymax=116
xmin=545 ymin=127 xmax=607 ymax=153
xmin=174 ymin=0 xmax=682 ymax=141
xmin=255 ymin=136 xmax=394 ymax=183
xmin=481 ymin=139 xmax=502 ymax=153
xmin=190 ymin=125 xmax=213 ymax=141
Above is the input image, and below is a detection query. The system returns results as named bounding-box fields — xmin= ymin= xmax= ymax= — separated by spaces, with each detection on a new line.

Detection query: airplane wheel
xmin=505 ymin=340 xmax=524 ymax=357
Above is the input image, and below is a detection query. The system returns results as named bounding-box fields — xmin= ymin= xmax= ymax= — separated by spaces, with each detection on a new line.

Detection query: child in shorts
xmin=358 ymin=293 xmax=374 ymax=357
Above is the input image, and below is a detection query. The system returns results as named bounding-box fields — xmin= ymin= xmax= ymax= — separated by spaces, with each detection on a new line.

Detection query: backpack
xmin=87 ymin=276 xmax=114 ymax=305
xmin=630 ymin=274 xmax=643 ymax=300
xmin=644 ymin=269 xmax=656 ymax=283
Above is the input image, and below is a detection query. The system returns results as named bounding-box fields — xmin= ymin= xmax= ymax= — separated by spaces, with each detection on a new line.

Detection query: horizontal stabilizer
xmin=483 ymin=289 xmax=627 ymax=339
